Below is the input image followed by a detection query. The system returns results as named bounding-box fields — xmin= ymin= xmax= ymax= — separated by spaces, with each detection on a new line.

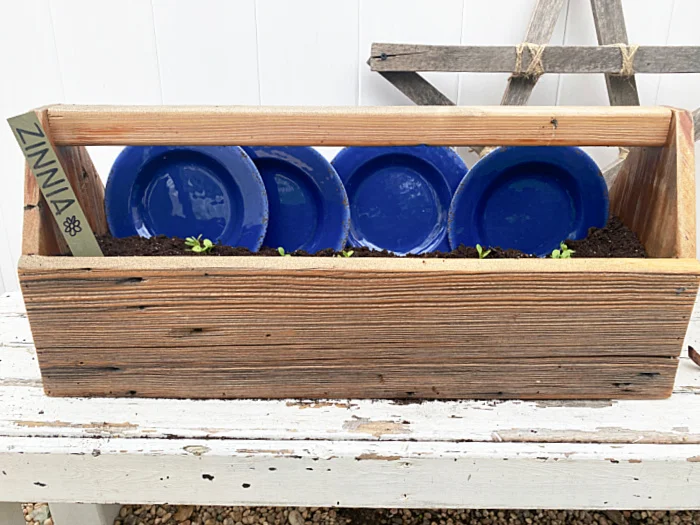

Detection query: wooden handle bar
xmin=43 ymin=105 xmax=673 ymax=147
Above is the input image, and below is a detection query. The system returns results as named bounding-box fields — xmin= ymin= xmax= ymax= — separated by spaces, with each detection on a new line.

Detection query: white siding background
xmin=0 ymin=0 xmax=698 ymax=293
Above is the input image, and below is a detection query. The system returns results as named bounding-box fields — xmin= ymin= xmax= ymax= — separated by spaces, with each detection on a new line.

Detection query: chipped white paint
xmin=1 ymin=437 xmax=699 ymax=509
xmin=0 ymin=291 xmax=699 ymax=510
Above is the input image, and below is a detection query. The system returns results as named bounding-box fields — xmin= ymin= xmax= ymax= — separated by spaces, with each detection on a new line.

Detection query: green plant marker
xmin=8 ymin=111 xmax=103 ymax=256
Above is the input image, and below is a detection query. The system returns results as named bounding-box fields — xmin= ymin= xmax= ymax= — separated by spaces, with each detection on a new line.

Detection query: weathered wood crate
xmin=18 ymin=105 xmax=699 ymax=400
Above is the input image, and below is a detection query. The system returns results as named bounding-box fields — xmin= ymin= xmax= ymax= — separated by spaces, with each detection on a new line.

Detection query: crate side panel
xmin=19 ymin=260 xmax=698 ymax=399
xmin=610 ymin=110 xmax=696 ymax=258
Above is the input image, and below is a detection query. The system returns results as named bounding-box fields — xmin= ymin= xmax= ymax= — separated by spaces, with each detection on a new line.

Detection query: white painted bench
xmin=0 ymin=290 xmax=699 ymax=525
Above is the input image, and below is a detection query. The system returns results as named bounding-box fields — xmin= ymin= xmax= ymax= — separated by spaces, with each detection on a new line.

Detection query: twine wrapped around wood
xmin=513 ymin=43 xmax=546 ymax=79
xmin=605 ymin=43 xmax=639 ymax=76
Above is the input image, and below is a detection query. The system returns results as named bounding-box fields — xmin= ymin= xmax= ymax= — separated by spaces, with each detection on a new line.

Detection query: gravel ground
xmin=111 ymin=505 xmax=700 ymax=525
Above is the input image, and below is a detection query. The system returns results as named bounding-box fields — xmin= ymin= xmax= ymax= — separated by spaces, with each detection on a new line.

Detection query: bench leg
xmin=49 ymin=503 xmax=121 ymax=525
xmin=0 ymin=502 xmax=25 ymax=525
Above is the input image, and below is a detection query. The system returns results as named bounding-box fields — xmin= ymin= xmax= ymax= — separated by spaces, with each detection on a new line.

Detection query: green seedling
xmin=551 ymin=242 xmax=575 ymax=259
xmin=335 ymin=249 xmax=354 ymax=258
xmin=476 ymin=244 xmax=491 ymax=259
xmin=185 ymin=235 xmax=214 ymax=254
xmin=278 ymin=247 xmax=291 ymax=257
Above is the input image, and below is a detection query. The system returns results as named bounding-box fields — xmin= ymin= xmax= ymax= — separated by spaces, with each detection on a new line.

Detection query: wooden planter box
xmin=18 ymin=105 xmax=700 ymax=400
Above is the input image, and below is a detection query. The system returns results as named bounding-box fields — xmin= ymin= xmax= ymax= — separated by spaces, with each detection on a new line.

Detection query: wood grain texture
xmin=44 ymin=105 xmax=673 ymax=147
xmin=22 ymin=110 xmax=107 ymax=257
xmin=603 ymin=106 xmax=699 ymax=187
xmin=590 ymin=0 xmax=640 ymax=107
xmin=501 ymin=0 xmax=566 ymax=106
xmin=18 ymin=256 xmax=700 ymax=400
xmin=376 ymin=72 xmax=455 ymax=105
xmin=22 ymin=163 xmax=66 ymax=257
xmin=369 ymin=44 xmax=700 ymax=73
xmin=610 ymin=109 xmax=696 ymax=258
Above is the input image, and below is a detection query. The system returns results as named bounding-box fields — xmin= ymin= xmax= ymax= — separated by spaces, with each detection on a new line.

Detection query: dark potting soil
xmin=96 ymin=216 xmax=647 ymax=258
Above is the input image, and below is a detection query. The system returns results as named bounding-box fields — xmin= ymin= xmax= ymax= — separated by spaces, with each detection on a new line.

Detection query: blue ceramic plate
xmin=448 ymin=146 xmax=609 ymax=256
xmin=332 ymin=146 xmax=468 ymax=255
xmin=242 ymin=146 xmax=350 ymax=252
xmin=105 ymin=146 xmax=268 ymax=250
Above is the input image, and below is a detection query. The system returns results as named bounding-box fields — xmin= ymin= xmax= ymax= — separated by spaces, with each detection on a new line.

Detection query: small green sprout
xmin=551 ymin=242 xmax=575 ymax=259
xmin=335 ymin=249 xmax=354 ymax=258
xmin=278 ymin=247 xmax=291 ymax=257
xmin=185 ymin=235 xmax=214 ymax=254
xmin=476 ymin=244 xmax=491 ymax=259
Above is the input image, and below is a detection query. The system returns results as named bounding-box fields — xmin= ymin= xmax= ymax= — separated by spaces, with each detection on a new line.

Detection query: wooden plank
xmin=369 ymin=44 xmax=700 ymax=73
xmin=590 ymin=0 xmax=640 ymax=106
xmin=44 ymin=105 xmax=673 ymax=147
xmin=22 ymin=162 xmax=67 ymax=257
xmin=374 ymin=1 xmax=566 ymax=109
xmin=2 ymin=437 xmax=700 ymax=510
xmin=501 ymin=0 xmax=566 ymax=106
xmin=610 ymin=109 xmax=696 ymax=258
xmin=358 ymin=0 xmax=463 ymax=106
xmin=377 ymin=72 xmax=455 ymax=105
xmin=21 ymin=110 xmax=108 ymax=256
xmin=18 ymin=256 xmax=699 ymax=400
xmin=603 ymin=106 xmax=699 ymax=186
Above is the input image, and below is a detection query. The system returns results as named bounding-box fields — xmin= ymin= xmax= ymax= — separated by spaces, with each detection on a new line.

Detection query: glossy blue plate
xmin=448 ymin=146 xmax=609 ymax=256
xmin=332 ymin=146 xmax=468 ymax=254
xmin=105 ymin=146 xmax=268 ymax=250
xmin=242 ymin=146 xmax=350 ymax=252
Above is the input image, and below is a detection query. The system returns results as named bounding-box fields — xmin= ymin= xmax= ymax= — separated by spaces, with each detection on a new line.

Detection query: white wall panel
xmin=257 ymin=0 xmax=359 ymax=160
xmin=50 ymin=0 xmax=163 ymax=182
xmin=0 ymin=0 xmax=66 ymax=292
xmin=257 ymin=0 xmax=358 ymax=106
xmin=153 ymin=0 xmax=259 ymax=105
xmin=358 ymin=0 xmax=464 ymax=106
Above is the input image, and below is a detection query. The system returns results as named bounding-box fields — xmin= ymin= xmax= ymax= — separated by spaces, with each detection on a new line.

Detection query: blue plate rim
xmin=332 ymin=145 xmax=468 ymax=254
xmin=242 ymin=146 xmax=350 ymax=252
xmin=447 ymin=146 xmax=609 ymax=256
xmin=104 ymin=145 xmax=269 ymax=251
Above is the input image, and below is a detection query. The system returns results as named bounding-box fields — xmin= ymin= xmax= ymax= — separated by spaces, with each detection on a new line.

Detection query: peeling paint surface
xmin=343 ymin=418 xmax=409 ymax=438
xmin=286 ymin=401 xmax=352 ymax=410
xmin=356 ymin=453 xmax=402 ymax=461
xmin=183 ymin=445 xmax=210 ymax=456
